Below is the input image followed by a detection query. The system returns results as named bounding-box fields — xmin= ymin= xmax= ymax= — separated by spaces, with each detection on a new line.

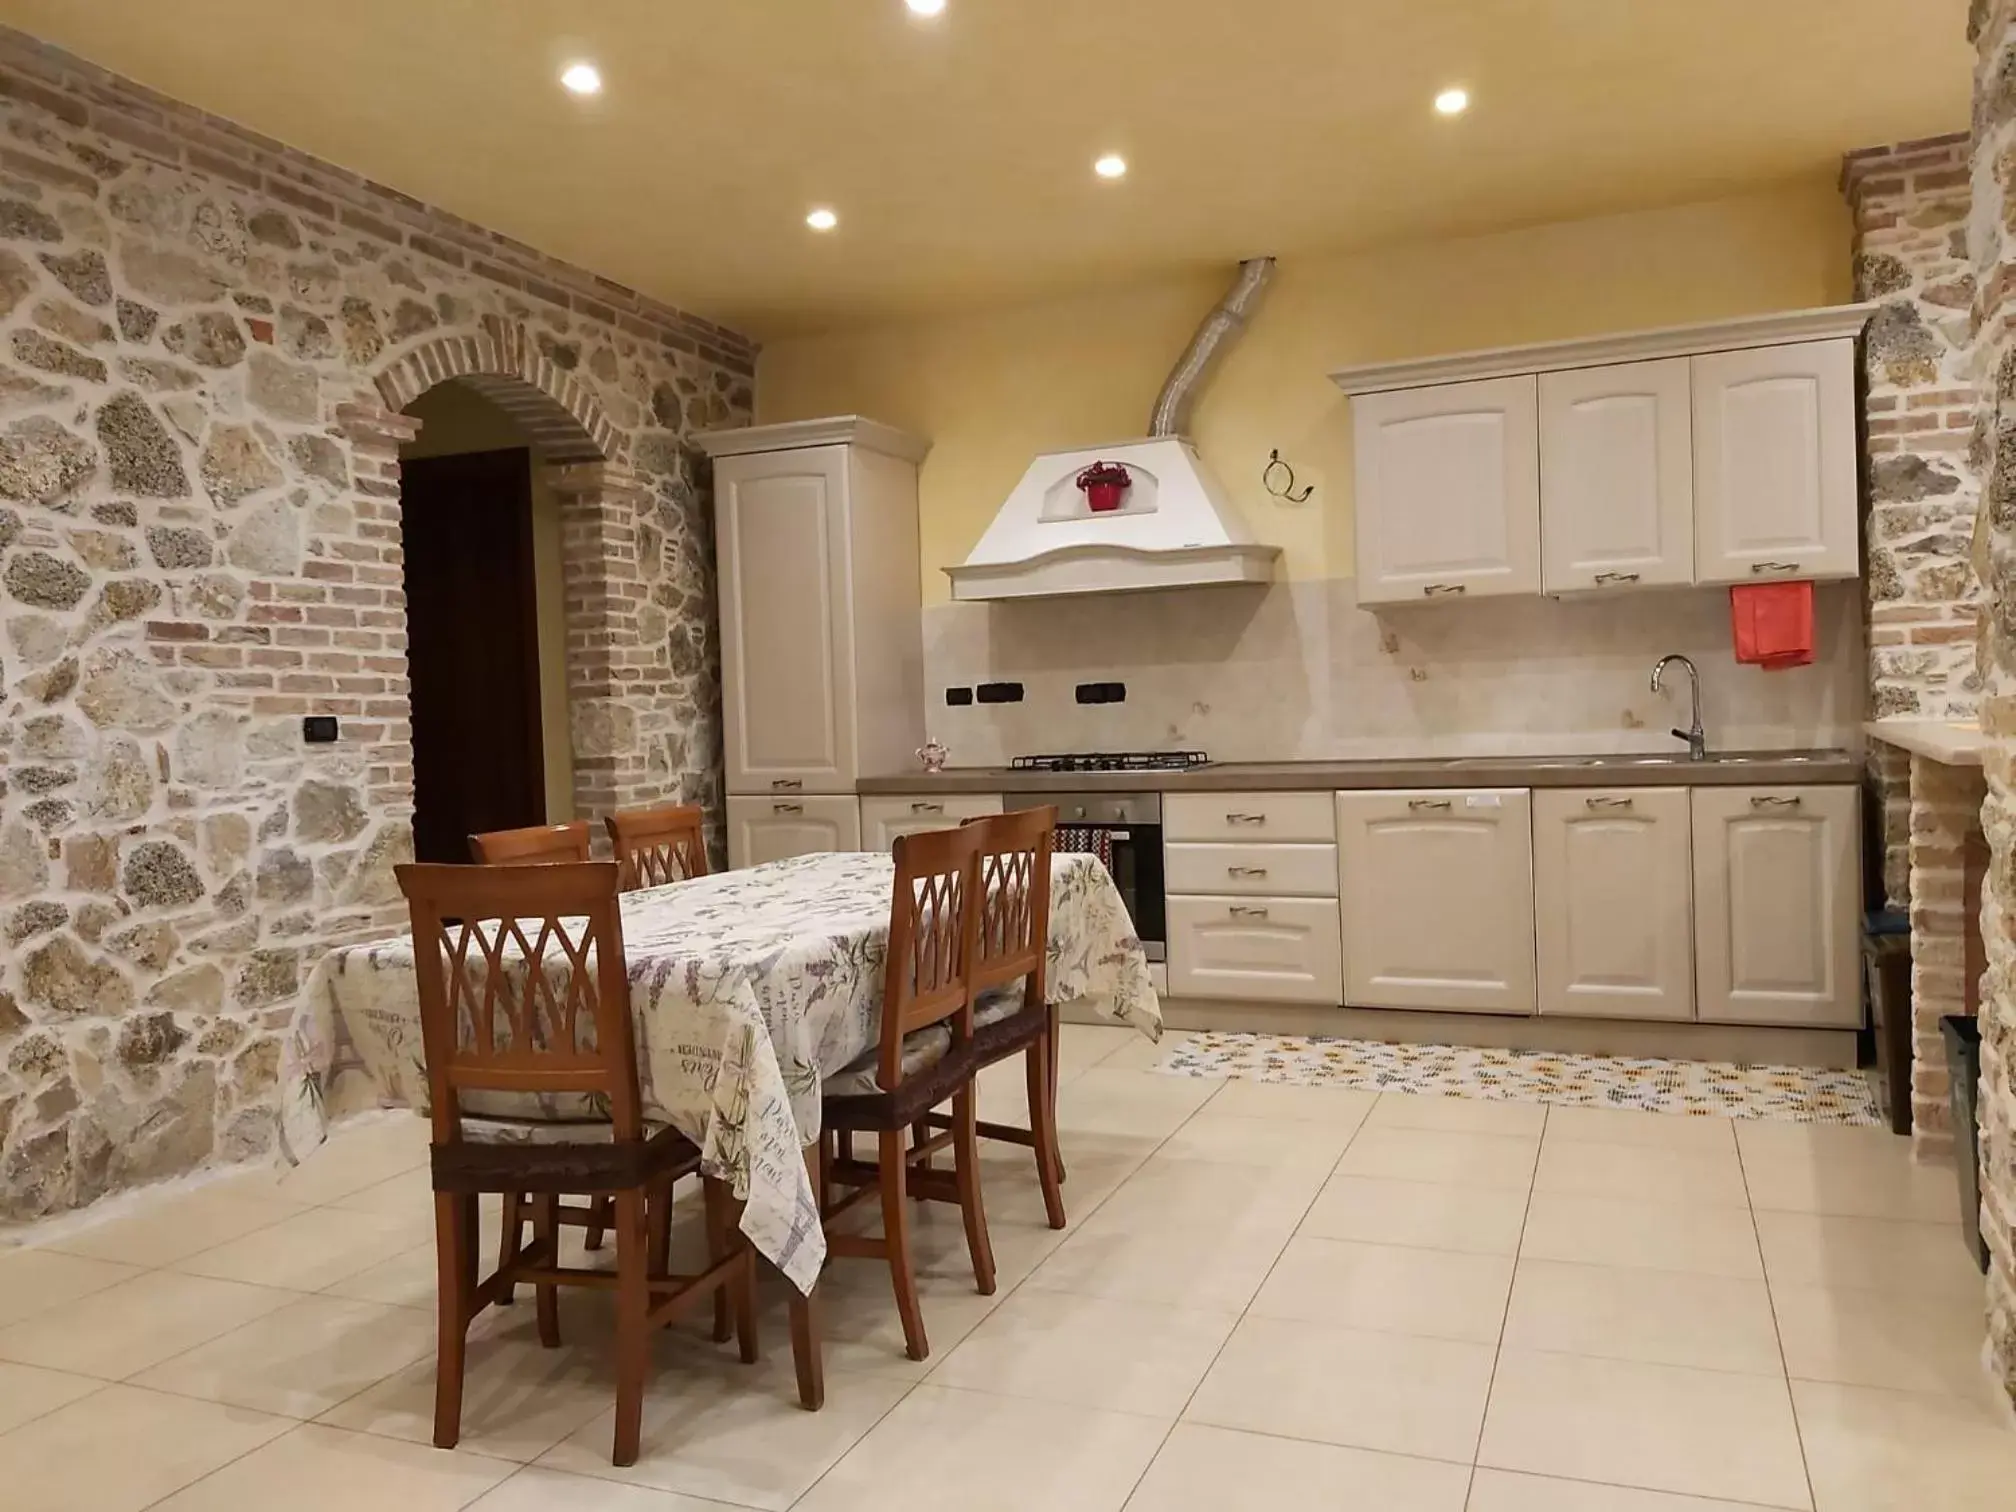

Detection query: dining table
xmin=278 ymin=849 xmax=1161 ymax=1291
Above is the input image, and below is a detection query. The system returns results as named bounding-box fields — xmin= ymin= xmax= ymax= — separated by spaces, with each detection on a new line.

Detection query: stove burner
xmin=1010 ymin=750 xmax=1212 ymax=773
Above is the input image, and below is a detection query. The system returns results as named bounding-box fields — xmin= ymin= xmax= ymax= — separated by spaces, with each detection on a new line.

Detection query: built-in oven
xmin=1003 ymin=792 xmax=1165 ymax=963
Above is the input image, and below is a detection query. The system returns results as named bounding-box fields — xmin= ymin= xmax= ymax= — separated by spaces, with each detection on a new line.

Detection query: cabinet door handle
xmin=771 ymin=778 xmax=804 ymax=791
xmin=772 ymin=802 xmax=804 ymax=815
xmin=1227 ymin=865 xmax=1269 ymax=878
xmin=1748 ymin=561 xmax=1800 ymax=576
xmin=1407 ymin=798 xmax=1453 ymax=812
xmin=1750 ymin=794 xmax=1803 ymax=810
xmin=1225 ymin=812 xmax=1267 ymax=826
xmin=909 ymin=802 xmax=944 ymax=814
xmin=1585 ymin=795 xmax=1635 ymax=810
xmin=1229 ymin=905 xmax=1271 ymax=920
xmin=1422 ymin=583 xmax=1468 ymax=598
xmin=1593 ymin=571 xmax=1641 ymax=586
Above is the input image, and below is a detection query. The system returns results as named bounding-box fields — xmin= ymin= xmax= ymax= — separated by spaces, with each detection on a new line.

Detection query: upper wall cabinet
xmin=1350 ymin=375 xmax=1541 ymax=604
xmin=1332 ymin=306 xmax=1871 ymax=606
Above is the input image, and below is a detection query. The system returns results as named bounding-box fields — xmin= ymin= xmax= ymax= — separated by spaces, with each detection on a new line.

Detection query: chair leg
xmin=788 ymin=1280 xmax=825 ymax=1410
xmin=910 ymin=1119 xmax=932 ymax=1193
xmin=878 ymin=1127 xmax=928 ymax=1361
xmin=610 ymin=1189 xmax=651 ymax=1468
xmin=496 ymin=1192 xmax=524 ymax=1305
xmin=1026 ymin=1035 xmax=1068 ymax=1230
xmin=702 ymin=1175 xmax=733 ymax=1344
xmin=533 ymin=1194 xmax=561 ymax=1348
xmin=432 ymin=1191 xmax=474 ymax=1449
xmin=1048 ymin=1003 xmax=1067 ymax=1184
xmin=585 ymin=1194 xmax=612 ymax=1252
xmin=647 ymin=1177 xmax=673 ymax=1278
xmin=951 ymin=1086 xmax=997 ymax=1294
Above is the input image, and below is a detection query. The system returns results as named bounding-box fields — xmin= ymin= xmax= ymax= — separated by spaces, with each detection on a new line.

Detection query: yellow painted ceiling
xmin=0 ymin=0 xmax=1973 ymax=337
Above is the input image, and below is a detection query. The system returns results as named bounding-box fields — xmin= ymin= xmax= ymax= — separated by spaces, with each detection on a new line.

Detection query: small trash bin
xmin=1940 ymin=1014 xmax=1991 ymax=1274
xmin=1864 ymin=912 xmax=1911 ymax=1136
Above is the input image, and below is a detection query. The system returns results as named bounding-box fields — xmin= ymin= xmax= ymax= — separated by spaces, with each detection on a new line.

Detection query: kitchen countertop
xmin=857 ymin=749 xmax=1860 ymax=794
xmin=1862 ymin=718 xmax=1985 ymax=768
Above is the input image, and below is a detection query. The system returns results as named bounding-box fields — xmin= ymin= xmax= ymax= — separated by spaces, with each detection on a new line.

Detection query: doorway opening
xmin=399 ymin=381 xmax=577 ymax=863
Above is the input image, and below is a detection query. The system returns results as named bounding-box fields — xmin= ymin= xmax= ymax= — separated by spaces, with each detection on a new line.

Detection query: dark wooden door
xmin=402 ymin=447 xmax=546 ymax=863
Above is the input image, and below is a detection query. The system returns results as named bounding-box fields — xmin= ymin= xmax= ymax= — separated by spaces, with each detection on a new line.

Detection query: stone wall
xmin=0 ymin=30 xmax=753 ymax=1220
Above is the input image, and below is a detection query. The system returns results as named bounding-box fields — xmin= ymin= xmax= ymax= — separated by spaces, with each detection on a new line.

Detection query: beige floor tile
xmin=0 ymin=1245 xmax=142 ymax=1327
xmin=1544 ymin=1107 xmax=1737 ymax=1152
xmin=925 ymin=1289 xmax=1238 ymax=1415
xmin=1478 ymin=1348 xmax=1810 ymax=1508
xmin=1299 ymin=1174 xmax=1529 ymax=1255
xmin=1534 ymin=1140 xmax=1748 ymax=1208
xmin=537 ymin=1354 xmax=909 ymax=1510
xmin=1056 ymin=1068 xmax=1224 ymax=1140
xmin=1519 ymin=1191 xmax=1763 ymax=1278
xmin=252 ymin=1114 xmax=432 ymax=1205
xmin=1793 ymin=1378 xmax=2016 ymax=1512
xmin=132 ymin=1293 xmax=435 ymax=1418
xmin=1250 ymin=1234 xmax=1514 ymax=1344
xmin=324 ymin=1161 xmax=436 ymax=1216
xmin=0 ymin=1358 xmax=102 ymax=1433
xmin=44 ymin=1184 xmax=311 ymax=1268
xmin=1333 ymin=1126 xmax=1539 ymax=1192
xmin=0 ymin=1268 xmax=300 ymax=1379
xmin=1365 ymin=1092 xmax=1548 ymax=1137
xmin=1082 ymin=1154 xmax=1327 ymax=1234
xmin=1022 ymin=1207 xmax=1296 ymax=1312
xmin=1185 ymin=1314 xmax=1496 ymax=1463
xmin=175 ymin=1204 xmax=431 ymax=1291
xmin=323 ymin=1240 xmax=445 ymax=1310
xmin=1773 ymin=1282 xmax=2001 ymax=1404
xmin=1501 ymin=1259 xmax=1782 ymax=1374
xmin=795 ymin=1384 xmax=1168 ymax=1512
xmin=1058 ymin=1023 xmax=1145 ymax=1075
xmin=1123 ymin=1422 xmax=1471 ymax=1511
xmin=1467 ymin=1468 xmax=1786 ymax=1511
xmin=1094 ymin=1028 xmax=1199 ymax=1074
xmin=0 ymin=1384 xmax=291 ymax=1511
xmin=1741 ymin=1145 xmax=1960 ymax=1223
xmin=470 ymin=1464 xmax=766 ymax=1510
xmin=1154 ymin=1111 xmax=1358 ymax=1170
xmin=1200 ymin=1078 xmax=1380 ymax=1125
xmin=153 ymin=1421 xmax=517 ymax=1510
xmin=1734 ymin=1121 xmax=1917 ymax=1164
xmin=769 ymin=1259 xmax=1003 ymax=1382
xmin=1752 ymin=1210 xmax=1987 ymax=1300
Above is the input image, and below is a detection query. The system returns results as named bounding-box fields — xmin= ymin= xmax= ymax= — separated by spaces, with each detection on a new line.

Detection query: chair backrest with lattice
xmin=397 ymin=860 xmax=644 ymax=1144
xmin=964 ymin=806 xmax=1055 ymax=1003
xmin=469 ymin=821 xmax=593 ymax=866
xmin=876 ymin=823 xmax=982 ymax=1090
xmin=604 ymin=803 xmax=709 ymax=891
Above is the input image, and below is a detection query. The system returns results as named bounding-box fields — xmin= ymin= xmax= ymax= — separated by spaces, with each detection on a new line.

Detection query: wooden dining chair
xmin=605 ymin=803 xmax=709 ymax=891
xmin=469 ymin=820 xmax=592 ymax=865
xmin=817 ymin=824 xmax=994 ymax=1361
xmin=399 ymin=858 xmax=757 ymax=1466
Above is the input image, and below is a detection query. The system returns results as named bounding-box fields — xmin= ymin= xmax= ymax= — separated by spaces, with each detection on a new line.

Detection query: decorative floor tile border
xmin=1155 ymin=1030 xmax=1882 ymax=1126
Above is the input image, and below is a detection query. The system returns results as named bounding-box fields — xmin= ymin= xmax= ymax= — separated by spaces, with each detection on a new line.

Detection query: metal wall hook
xmin=1262 ymin=448 xmax=1314 ymax=503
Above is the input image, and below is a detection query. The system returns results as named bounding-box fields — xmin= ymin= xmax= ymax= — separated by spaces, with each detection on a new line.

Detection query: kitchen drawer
xmin=727 ymin=794 xmax=862 ymax=869
xmin=1165 ymin=842 xmax=1339 ymax=898
xmin=1165 ymin=791 xmax=1337 ymax=844
xmin=860 ymin=793 xmax=1002 ymax=852
xmin=1166 ymin=895 xmax=1344 ymax=1005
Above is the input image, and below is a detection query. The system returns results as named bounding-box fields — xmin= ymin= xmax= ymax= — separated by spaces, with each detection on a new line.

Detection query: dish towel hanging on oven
xmin=1054 ymin=825 xmax=1114 ymax=874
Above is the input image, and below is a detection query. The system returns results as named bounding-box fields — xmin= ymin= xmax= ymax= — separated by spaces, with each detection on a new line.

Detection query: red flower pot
xmin=1085 ymin=480 xmax=1126 ymax=512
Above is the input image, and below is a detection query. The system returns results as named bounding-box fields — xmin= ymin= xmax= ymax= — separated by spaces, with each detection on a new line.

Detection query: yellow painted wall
xmin=400 ymin=383 xmax=575 ymax=822
xmin=757 ymin=182 xmax=1853 ymax=606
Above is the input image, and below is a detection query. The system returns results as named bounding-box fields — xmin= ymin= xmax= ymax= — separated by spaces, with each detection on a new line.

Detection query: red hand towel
xmin=1730 ymin=581 xmax=1814 ymax=669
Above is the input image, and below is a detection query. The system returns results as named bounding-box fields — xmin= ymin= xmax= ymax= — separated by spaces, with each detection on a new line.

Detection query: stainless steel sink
xmin=1444 ymin=750 xmax=1837 ymax=770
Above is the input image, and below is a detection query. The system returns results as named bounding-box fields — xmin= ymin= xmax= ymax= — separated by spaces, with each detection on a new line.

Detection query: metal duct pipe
xmin=1148 ymin=256 xmax=1276 ymax=438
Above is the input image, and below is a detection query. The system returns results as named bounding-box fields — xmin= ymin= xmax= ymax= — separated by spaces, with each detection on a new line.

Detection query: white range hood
xmin=946 ymin=258 xmax=1283 ymax=603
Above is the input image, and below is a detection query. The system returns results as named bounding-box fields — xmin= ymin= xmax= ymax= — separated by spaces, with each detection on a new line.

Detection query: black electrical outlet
xmin=945 ymin=686 xmax=974 ymax=706
xmin=976 ymin=682 xmax=1025 ymax=704
xmin=1102 ymin=681 xmax=1126 ymax=703
xmin=302 ymin=715 xmax=339 ymax=744
xmin=1074 ymin=681 xmax=1128 ymax=705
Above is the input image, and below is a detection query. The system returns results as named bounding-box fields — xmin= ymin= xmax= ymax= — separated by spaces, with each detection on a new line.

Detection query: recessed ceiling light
xmin=806 ymin=207 xmax=839 ymax=232
xmin=1434 ymin=87 xmax=1469 ymax=116
xmin=560 ymin=62 xmax=602 ymax=96
xmin=906 ymin=0 xmax=947 ymax=15
xmin=1094 ymin=154 xmax=1128 ymax=180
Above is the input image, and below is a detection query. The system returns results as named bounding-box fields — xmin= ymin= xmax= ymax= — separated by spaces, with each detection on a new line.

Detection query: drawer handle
xmin=1407 ymin=798 xmax=1453 ymax=812
xmin=1229 ymin=905 xmax=1271 ymax=920
xmin=1227 ymin=865 xmax=1269 ymax=878
xmin=1749 ymin=561 xmax=1800 ymax=576
xmin=771 ymin=778 xmax=803 ymax=791
xmin=1593 ymin=571 xmax=1640 ymax=586
xmin=1422 ymin=583 xmax=1467 ymax=598
xmin=1584 ymin=796 xmax=1635 ymax=810
xmin=772 ymin=802 xmax=804 ymax=815
xmin=1750 ymin=795 xmax=1803 ymax=810
xmin=1225 ymin=812 xmax=1267 ymax=826
xmin=909 ymin=802 xmax=944 ymax=814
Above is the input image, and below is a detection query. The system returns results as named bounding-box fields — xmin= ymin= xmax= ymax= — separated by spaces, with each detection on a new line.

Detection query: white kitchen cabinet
xmin=1336 ymin=789 xmax=1536 ymax=1014
xmin=1165 ymin=842 xmax=1341 ymax=898
xmin=859 ymin=793 xmax=1003 ymax=851
xmin=726 ymin=794 xmax=862 ymax=870
xmin=1167 ymin=896 xmax=1344 ymax=1006
xmin=1692 ymin=339 xmax=1858 ymax=584
xmin=1539 ymin=358 xmax=1694 ymax=593
xmin=1350 ymin=376 xmax=1541 ymax=604
xmin=1533 ymin=787 xmax=1695 ymax=1021
xmin=1691 ymin=785 xmax=1859 ymax=1027
xmin=701 ymin=419 xmax=929 ymax=795
xmin=1165 ymin=791 xmax=1337 ymax=844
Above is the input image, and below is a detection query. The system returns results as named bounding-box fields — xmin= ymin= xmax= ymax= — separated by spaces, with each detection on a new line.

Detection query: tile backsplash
xmin=919 ymin=578 xmax=1863 ymax=766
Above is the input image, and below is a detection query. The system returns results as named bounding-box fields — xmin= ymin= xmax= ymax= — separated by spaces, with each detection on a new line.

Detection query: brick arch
xmin=372 ymin=316 xmax=616 ymax=462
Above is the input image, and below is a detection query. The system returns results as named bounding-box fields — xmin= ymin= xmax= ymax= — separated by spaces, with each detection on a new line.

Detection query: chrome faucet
xmin=1651 ymin=654 xmax=1706 ymax=761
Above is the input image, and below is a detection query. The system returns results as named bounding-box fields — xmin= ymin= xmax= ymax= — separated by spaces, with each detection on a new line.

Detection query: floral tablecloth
xmin=279 ymin=850 xmax=1159 ymax=1291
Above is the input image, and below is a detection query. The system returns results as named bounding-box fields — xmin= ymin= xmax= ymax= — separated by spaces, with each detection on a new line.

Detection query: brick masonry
xmin=0 ymin=28 xmax=752 ymax=1220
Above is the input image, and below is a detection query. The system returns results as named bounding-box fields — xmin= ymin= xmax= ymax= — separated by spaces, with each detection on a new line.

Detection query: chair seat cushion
xmin=461 ymin=1116 xmax=666 ymax=1147
xmin=822 ymin=1025 xmax=952 ymax=1099
xmin=973 ymin=983 xmax=1026 ymax=1028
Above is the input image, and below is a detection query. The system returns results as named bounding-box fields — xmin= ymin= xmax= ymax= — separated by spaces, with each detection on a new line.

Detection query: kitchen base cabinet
xmin=1337 ymin=789 xmax=1536 ymax=1015
xmin=1691 ymin=785 xmax=1859 ymax=1027
xmin=1167 ymin=896 xmax=1344 ymax=1005
xmin=727 ymin=795 xmax=861 ymax=870
xmin=1533 ymin=787 xmax=1695 ymax=1021
xmin=859 ymin=793 xmax=1003 ymax=851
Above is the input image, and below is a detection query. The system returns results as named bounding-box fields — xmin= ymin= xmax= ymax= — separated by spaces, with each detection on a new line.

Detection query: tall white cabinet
xmin=696 ymin=417 xmax=929 ymax=869
xmin=1538 ymin=358 xmax=1694 ymax=593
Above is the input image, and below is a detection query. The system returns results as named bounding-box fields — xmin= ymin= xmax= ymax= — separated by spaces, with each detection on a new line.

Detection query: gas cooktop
xmin=1009 ymin=751 xmax=1213 ymax=773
